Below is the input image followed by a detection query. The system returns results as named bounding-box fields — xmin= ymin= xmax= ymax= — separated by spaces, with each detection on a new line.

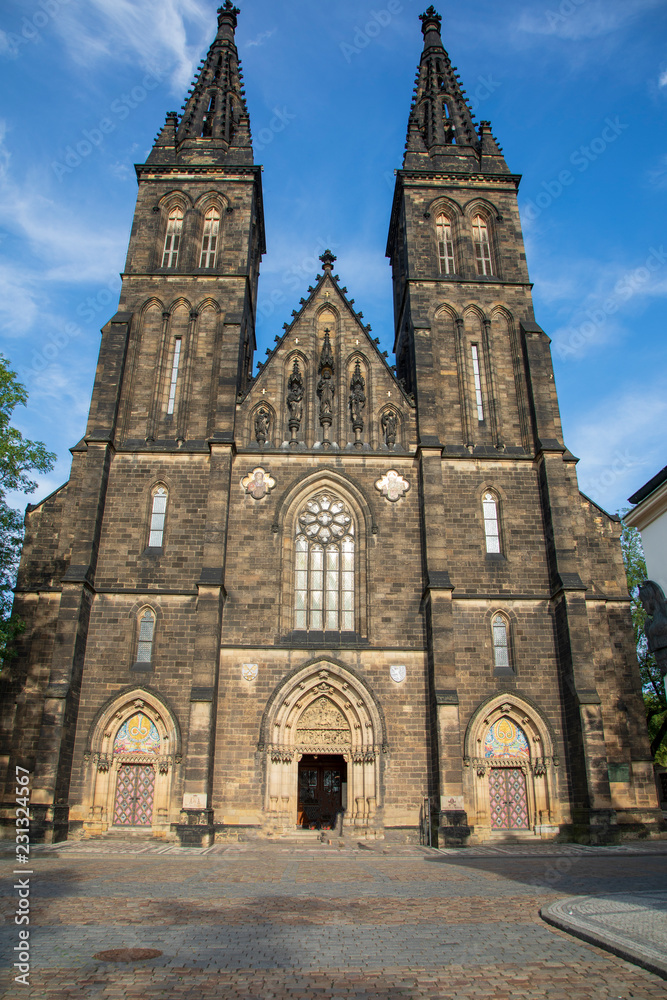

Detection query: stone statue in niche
xmin=381 ymin=410 xmax=398 ymax=448
xmin=286 ymin=359 xmax=304 ymax=448
xmin=349 ymin=359 xmax=366 ymax=448
xmin=639 ymin=580 xmax=667 ymax=685
xmin=317 ymin=330 xmax=335 ymax=448
xmin=241 ymin=467 xmax=275 ymax=500
xmin=318 ymin=371 xmax=334 ymax=416
xmin=254 ymin=406 xmax=271 ymax=447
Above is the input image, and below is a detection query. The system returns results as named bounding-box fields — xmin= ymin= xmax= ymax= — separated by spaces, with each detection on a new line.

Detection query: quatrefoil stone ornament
xmin=241 ymin=467 xmax=275 ymax=500
xmin=375 ymin=469 xmax=410 ymax=502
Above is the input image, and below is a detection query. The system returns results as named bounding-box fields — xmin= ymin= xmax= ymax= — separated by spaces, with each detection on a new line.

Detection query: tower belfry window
xmin=200 ymin=207 xmax=220 ymax=268
xmin=162 ymin=208 xmax=183 ymax=268
xmin=472 ymin=214 xmax=493 ymax=275
xmin=166 ymin=338 xmax=182 ymax=415
xmin=436 ymin=214 xmax=455 ymax=274
xmin=471 ymin=344 xmax=484 ymax=421
xmin=201 ymin=95 xmax=216 ymax=137
xmin=294 ymin=493 xmax=354 ymax=633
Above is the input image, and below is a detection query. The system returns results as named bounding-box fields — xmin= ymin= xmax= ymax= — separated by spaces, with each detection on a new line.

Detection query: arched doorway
xmin=260 ymin=661 xmax=387 ymax=834
xmin=463 ymin=695 xmax=561 ymax=841
xmin=82 ymin=691 xmax=181 ymax=838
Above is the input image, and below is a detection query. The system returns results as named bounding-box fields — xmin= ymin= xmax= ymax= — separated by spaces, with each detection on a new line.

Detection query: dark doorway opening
xmin=297 ymin=754 xmax=347 ymax=830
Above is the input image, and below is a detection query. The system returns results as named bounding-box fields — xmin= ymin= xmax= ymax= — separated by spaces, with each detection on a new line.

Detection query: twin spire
xmin=404 ymin=5 xmax=508 ymax=173
xmin=148 ymin=1 xmax=252 ymax=166
xmin=148 ymin=4 xmax=507 ymax=173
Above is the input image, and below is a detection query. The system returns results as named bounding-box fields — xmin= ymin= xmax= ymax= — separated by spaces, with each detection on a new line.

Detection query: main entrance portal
xmin=297 ymin=754 xmax=347 ymax=829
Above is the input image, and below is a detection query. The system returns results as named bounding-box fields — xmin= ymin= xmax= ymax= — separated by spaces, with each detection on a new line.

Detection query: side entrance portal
xmin=297 ymin=754 xmax=347 ymax=830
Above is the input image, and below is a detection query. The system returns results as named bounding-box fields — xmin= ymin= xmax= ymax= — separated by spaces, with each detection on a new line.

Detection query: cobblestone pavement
xmin=1 ymin=841 xmax=667 ymax=999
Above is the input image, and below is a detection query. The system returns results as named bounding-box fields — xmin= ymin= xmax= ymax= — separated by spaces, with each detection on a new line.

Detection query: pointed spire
xmin=403 ymin=8 xmax=508 ymax=173
xmin=147 ymin=2 xmax=252 ymax=166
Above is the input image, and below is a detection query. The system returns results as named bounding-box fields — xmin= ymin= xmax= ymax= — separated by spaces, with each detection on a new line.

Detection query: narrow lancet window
xmin=162 ymin=208 xmax=183 ymax=268
xmin=436 ymin=214 xmax=455 ymax=274
xmin=483 ymin=492 xmax=500 ymax=553
xmin=149 ymin=487 xmax=168 ymax=547
xmin=136 ymin=610 xmax=156 ymax=663
xmin=200 ymin=207 xmax=220 ymax=268
xmin=294 ymin=493 xmax=354 ymax=632
xmin=471 ymin=345 xmax=484 ymax=421
xmin=472 ymin=214 xmax=492 ymax=275
xmin=166 ymin=338 xmax=182 ymax=415
xmin=492 ymin=614 xmax=510 ymax=669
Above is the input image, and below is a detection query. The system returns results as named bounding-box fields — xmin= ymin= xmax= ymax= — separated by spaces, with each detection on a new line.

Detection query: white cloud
xmin=51 ymin=0 xmax=212 ymax=94
xmin=659 ymin=69 xmax=667 ymax=88
xmin=569 ymin=379 xmax=667 ymax=513
xmin=517 ymin=0 xmax=662 ymax=41
xmin=246 ymin=29 xmax=276 ymax=49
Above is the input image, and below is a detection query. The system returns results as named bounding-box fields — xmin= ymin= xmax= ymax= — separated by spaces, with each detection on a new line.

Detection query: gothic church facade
xmin=1 ymin=4 xmax=660 ymax=845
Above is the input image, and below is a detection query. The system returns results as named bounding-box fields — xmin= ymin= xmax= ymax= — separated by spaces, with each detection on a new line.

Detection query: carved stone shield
xmin=242 ymin=663 xmax=258 ymax=681
xmin=390 ymin=664 xmax=407 ymax=683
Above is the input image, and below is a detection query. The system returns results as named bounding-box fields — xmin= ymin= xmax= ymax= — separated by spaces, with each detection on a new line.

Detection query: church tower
xmin=0 ymin=6 xmax=660 ymax=846
xmin=386 ymin=5 xmax=659 ymax=843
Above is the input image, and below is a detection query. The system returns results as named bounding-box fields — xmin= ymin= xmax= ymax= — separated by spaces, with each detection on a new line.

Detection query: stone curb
xmin=541 ymin=893 xmax=667 ymax=980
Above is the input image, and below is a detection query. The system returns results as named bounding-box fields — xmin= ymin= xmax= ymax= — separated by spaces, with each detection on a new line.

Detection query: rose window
xmin=295 ymin=494 xmax=354 ymax=632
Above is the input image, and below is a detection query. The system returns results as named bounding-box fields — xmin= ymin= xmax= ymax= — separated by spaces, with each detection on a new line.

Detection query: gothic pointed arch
xmin=273 ymin=471 xmax=375 ymax=639
xmin=259 ymin=658 xmax=388 ymax=831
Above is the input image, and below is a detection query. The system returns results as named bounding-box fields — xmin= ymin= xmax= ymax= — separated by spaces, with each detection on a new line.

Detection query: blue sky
xmin=0 ymin=0 xmax=666 ymax=518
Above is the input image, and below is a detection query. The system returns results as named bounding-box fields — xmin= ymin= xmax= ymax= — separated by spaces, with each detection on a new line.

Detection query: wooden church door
xmin=489 ymin=767 xmax=529 ymax=830
xmin=113 ymin=763 xmax=156 ymax=826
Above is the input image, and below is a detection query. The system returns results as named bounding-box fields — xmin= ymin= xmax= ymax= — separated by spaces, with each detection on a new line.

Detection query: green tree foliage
xmin=0 ymin=355 xmax=56 ymax=661
xmin=620 ymin=512 xmax=667 ymax=764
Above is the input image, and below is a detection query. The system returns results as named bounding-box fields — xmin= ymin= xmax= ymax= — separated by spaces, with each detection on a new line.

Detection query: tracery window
xmin=136 ymin=609 xmax=156 ymax=663
xmin=483 ymin=491 xmax=500 ymax=553
xmin=492 ymin=614 xmax=511 ymax=670
xmin=472 ymin=214 xmax=493 ymax=276
xmin=294 ymin=493 xmax=354 ymax=632
xmin=199 ymin=207 xmax=220 ymax=268
xmin=162 ymin=208 xmax=183 ymax=268
xmin=436 ymin=213 xmax=455 ymax=274
xmin=166 ymin=338 xmax=182 ymax=415
xmin=471 ymin=344 xmax=485 ymax=421
xmin=149 ymin=487 xmax=168 ymax=547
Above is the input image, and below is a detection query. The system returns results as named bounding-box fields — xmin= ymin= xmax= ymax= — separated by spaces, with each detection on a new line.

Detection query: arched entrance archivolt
xmin=82 ymin=689 xmax=181 ymax=837
xmin=259 ymin=660 xmax=387 ymax=832
xmin=463 ymin=693 xmax=561 ymax=838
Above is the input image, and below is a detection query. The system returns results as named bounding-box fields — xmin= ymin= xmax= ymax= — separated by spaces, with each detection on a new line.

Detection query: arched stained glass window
xmin=483 ymin=492 xmax=500 ymax=553
xmin=484 ymin=716 xmax=529 ymax=758
xmin=492 ymin=614 xmax=510 ymax=669
xmin=162 ymin=208 xmax=183 ymax=268
xmin=294 ymin=493 xmax=354 ymax=632
xmin=136 ymin=609 xmax=156 ymax=663
xmin=472 ymin=214 xmax=492 ymax=276
xmin=200 ymin=207 xmax=220 ymax=268
xmin=149 ymin=487 xmax=168 ymax=547
xmin=114 ymin=712 xmax=161 ymax=755
xmin=436 ymin=213 xmax=455 ymax=274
